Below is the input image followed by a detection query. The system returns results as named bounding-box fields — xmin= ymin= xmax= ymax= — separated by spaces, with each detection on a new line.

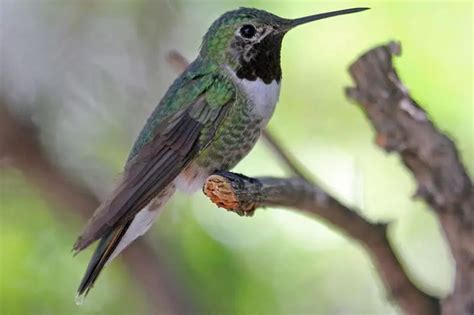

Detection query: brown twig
xmin=168 ymin=49 xmax=441 ymax=315
xmin=204 ymin=172 xmax=440 ymax=315
xmin=346 ymin=41 xmax=473 ymax=315
xmin=0 ymin=102 xmax=197 ymax=315
xmin=166 ymin=50 xmax=189 ymax=74
xmin=260 ymin=129 xmax=314 ymax=182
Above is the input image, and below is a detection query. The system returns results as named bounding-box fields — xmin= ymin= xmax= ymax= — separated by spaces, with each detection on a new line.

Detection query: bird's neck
xmin=226 ymin=34 xmax=283 ymax=85
xmin=224 ymin=63 xmax=281 ymax=127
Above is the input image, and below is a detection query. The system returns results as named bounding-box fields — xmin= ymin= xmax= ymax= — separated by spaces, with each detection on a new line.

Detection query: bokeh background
xmin=0 ymin=1 xmax=472 ymax=314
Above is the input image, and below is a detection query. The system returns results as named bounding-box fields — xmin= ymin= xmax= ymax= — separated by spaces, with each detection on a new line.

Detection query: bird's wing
xmin=74 ymin=65 xmax=235 ymax=252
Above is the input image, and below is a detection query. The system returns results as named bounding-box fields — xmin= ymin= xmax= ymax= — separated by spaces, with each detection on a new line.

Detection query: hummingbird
xmin=73 ymin=6 xmax=369 ymax=298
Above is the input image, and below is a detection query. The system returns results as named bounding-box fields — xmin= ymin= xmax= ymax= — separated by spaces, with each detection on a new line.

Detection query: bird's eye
xmin=240 ymin=24 xmax=256 ymax=38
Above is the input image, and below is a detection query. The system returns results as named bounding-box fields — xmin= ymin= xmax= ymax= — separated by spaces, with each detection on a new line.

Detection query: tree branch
xmin=167 ymin=49 xmax=441 ymax=315
xmin=259 ymin=129 xmax=314 ymax=182
xmin=0 ymin=101 xmax=197 ymax=315
xmin=204 ymin=172 xmax=440 ymax=315
xmin=346 ymin=41 xmax=473 ymax=315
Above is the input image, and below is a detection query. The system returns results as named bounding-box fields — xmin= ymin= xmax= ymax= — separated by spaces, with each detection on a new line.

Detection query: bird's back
xmin=127 ymin=58 xmax=217 ymax=162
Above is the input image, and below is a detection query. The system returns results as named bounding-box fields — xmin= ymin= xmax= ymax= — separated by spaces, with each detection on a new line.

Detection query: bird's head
xmin=200 ymin=7 xmax=369 ymax=83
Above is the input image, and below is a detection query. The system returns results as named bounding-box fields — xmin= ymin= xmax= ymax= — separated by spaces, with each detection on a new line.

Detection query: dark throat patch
xmin=235 ymin=34 xmax=283 ymax=84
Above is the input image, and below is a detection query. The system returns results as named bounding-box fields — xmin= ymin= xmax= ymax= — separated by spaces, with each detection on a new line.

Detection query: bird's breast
xmin=194 ymin=69 xmax=280 ymax=173
xmin=238 ymin=77 xmax=280 ymax=125
xmin=225 ymin=65 xmax=281 ymax=126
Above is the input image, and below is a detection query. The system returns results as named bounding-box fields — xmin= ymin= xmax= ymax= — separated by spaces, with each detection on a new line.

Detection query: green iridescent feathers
xmin=200 ymin=8 xmax=284 ymax=61
xmin=129 ymin=8 xmax=286 ymax=161
xmin=128 ymin=59 xmax=235 ymax=161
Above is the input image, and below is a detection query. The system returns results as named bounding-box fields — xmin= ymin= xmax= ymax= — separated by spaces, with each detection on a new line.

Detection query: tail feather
xmin=76 ymin=221 xmax=132 ymax=298
xmin=75 ymin=184 xmax=176 ymax=298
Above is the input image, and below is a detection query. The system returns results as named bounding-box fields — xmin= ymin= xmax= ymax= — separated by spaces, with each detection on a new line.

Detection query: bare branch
xmin=203 ymin=172 xmax=440 ymax=315
xmin=167 ymin=48 xmax=442 ymax=315
xmin=166 ymin=50 xmax=189 ymax=74
xmin=0 ymin=101 xmax=197 ymax=315
xmin=260 ymin=129 xmax=314 ymax=182
xmin=346 ymin=41 xmax=473 ymax=315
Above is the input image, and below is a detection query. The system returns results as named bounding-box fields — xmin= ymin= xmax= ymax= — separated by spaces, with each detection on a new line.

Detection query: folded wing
xmin=73 ymin=70 xmax=234 ymax=252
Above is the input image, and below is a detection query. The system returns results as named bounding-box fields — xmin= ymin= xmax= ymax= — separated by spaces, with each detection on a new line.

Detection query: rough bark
xmin=168 ymin=48 xmax=446 ymax=315
xmin=203 ymin=172 xmax=440 ymax=315
xmin=345 ymin=41 xmax=473 ymax=315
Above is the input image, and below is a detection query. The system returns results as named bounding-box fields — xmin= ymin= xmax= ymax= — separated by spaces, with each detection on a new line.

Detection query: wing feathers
xmin=74 ymin=95 xmax=231 ymax=252
xmin=76 ymin=220 xmax=132 ymax=297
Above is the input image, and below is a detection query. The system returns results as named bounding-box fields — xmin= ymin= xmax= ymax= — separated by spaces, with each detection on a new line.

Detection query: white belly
xmin=239 ymin=78 xmax=280 ymax=125
xmin=226 ymin=66 xmax=281 ymax=125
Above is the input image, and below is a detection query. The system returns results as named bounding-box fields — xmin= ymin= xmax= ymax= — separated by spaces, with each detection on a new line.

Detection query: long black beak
xmin=283 ymin=7 xmax=369 ymax=30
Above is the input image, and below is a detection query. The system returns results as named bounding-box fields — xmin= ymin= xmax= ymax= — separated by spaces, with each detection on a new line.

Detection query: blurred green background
xmin=0 ymin=1 xmax=472 ymax=314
